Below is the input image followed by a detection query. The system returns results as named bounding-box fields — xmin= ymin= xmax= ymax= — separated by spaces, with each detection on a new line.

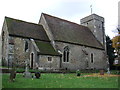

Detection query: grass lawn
xmin=2 ymin=73 xmax=119 ymax=88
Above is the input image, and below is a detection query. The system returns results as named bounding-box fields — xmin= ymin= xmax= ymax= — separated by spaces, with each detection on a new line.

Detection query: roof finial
xmin=90 ymin=5 xmax=92 ymax=14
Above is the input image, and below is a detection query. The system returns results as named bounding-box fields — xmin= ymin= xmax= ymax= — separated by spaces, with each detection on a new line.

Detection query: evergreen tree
xmin=106 ymin=36 xmax=116 ymax=70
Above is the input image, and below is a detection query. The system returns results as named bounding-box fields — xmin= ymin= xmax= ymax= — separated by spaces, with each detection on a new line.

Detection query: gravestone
xmin=107 ymin=68 xmax=110 ymax=74
xmin=100 ymin=69 xmax=104 ymax=75
xmin=9 ymin=68 xmax=16 ymax=82
xmin=76 ymin=69 xmax=81 ymax=76
xmin=35 ymin=72 xmax=41 ymax=79
xmin=23 ymin=60 xmax=32 ymax=78
xmin=106 ymin=60 xmax=110 ymax=74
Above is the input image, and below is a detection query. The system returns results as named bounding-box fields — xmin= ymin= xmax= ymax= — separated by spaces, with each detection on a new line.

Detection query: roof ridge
xmin=5 ymin=16 xmax=50 ymax=41
xmin=41 ymin=13 xmax=104 ymax=50
xmin=42 ymin=13 xmax=89 ymax=29
xmin=5 ymin=16 xmax=42 ymax=27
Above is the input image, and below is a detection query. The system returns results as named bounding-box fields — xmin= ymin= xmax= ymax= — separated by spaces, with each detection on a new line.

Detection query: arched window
xmin=30 ymin=53 xmax=34 ymax=69
xmin=63 ymin=46 xmax=69 ymax=62
xmin=91 ymin=53 xmax=94 ymax=63
xmin=25 ymin=41 xmax=29 ymax=52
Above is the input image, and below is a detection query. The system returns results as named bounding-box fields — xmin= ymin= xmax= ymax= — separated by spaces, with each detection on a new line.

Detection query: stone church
xmin=1 ymin=13 xmax=107 ymax=71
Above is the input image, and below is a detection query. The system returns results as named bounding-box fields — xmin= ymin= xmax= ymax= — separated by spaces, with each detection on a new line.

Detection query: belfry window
xmin=63 ymin=46 xmax=69 ymax=62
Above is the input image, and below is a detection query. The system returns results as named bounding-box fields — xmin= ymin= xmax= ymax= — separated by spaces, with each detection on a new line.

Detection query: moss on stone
xmin=35 ymin=40 xmax=60 ymax=56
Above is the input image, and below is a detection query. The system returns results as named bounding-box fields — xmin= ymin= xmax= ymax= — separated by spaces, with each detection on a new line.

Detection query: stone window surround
xmin=48 ymin=57 xmax=52 ymax=62
xmin=30 ymin=52 xmax=34 ymax=68
xmin=24 ymin=40 xmax=29 ymax=52
xmin=63 ymin=46 xmax=69 ymax=63
xmin=91 ymin=53 xmax=94 ymax=63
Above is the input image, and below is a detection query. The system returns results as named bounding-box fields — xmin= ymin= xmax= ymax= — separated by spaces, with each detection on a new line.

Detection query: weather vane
xmin=90 ymin=5 xmax=92 ymax=14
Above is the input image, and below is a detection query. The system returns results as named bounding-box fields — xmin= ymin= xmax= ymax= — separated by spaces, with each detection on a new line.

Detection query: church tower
xmin=80 ymin=14 xmax=105 ymax=48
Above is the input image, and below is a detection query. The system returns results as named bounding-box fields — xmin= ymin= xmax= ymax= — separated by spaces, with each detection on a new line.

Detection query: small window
xmin=91 ymin=53 xmax=94 ymax=63
xmin=48 ymin=57 xmax=52 ymax=62
xmin=25 ymin=41 xmax=29 ymax=52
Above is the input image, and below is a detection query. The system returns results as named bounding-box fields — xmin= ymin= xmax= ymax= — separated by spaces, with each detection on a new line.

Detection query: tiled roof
xmin=35 ymin=40 xmax=60 ymax=56
xmin=5 ymin=17 xmax=49 ymax=41
xmin=41 ymin=13 xmax=104 ymax=49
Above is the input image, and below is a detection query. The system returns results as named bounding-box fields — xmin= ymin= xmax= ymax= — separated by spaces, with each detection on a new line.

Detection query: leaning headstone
xmin=9 ymin=68 xmax=16 ymax=82
xmin=100 ymin=69 xmax=104 ymax=75
xmin=106 ymin=60 xmax=110 ymax=74
xmin=35 ymin=72 xmax=41 ymax=79
xmin=107 ymin=68 xmax=110 ymax=74
xmin=76 ymin=69 xmax=81 ymax=76
xmin=23 ymin=60 xmax=32 ymax=78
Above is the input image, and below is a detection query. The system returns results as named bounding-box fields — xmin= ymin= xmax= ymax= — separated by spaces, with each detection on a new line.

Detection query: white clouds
xmin=0 ymin=0 xmax=119 ymax=38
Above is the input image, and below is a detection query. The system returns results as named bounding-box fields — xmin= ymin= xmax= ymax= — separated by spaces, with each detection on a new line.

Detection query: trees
xmin=106 ymin=36 xmax=115 ymax=70
xmin=112 ymin=28 xmax=120 ymax=69
xmin=112 ymin=28 xmax=120 ymax=56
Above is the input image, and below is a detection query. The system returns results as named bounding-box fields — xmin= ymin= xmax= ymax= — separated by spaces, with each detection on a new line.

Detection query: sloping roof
xmin=35 ymin=40 xmax=60 ymax=56
xmin=41 ymin=13 xmax=104 ymax=49
xmin=5 ymin=16 xmax=49 ymax=41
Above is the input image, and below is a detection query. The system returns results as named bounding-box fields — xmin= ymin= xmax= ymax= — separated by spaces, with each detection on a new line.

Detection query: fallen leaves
xmin=83 ymin=73 xmax=120 ymax=77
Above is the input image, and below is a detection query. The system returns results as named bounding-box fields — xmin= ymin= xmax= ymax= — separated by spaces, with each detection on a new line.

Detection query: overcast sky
xmin=0 ymin=0 xmax=119 ymax=38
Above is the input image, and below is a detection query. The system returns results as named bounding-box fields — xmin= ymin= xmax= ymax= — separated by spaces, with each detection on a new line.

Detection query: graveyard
xmin=1 ymin=60 xmax=120 ymax=88
xmin=2 ymin=69 xmax=120 ymax=88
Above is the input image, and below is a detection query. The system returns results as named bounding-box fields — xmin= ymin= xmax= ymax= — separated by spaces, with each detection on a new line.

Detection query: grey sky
xmin=0 ymin=0 xmax=119 ymax=38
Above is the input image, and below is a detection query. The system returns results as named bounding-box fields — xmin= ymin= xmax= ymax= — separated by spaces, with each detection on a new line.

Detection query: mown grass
xmin=2 ymin=73 xmax=119 ymax=88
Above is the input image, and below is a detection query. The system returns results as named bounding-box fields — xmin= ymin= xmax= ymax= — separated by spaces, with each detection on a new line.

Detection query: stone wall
xmin=55 ymin=41 xmax=107 ymax=71
xmin=1 ymin=29 xmax=38 ymax=68
xmin=13 ymin=37 xmax=30 ymax=67
xmin=38 ymin=55 xmax=60 ymax=70
xmin=10 ymin=37 xmax=39 ymax=69
xmin=29 ymin=39 xmax=38 ymax=69
xmin=1 ymin=20 xmax=9 ymax=66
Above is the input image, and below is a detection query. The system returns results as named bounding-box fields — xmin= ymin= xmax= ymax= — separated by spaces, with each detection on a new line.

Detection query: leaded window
xmin=63 ymin=46 xmax=69 ymax=62
xmin=91 ymin=53 xmax=94 ymax=63
xmin=25 ymin=41 xmax=29 ymax=52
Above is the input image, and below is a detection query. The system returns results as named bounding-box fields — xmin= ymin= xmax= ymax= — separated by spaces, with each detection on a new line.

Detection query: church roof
xmin=41 ymin=13 xmax=104 ymax=50
xmin=35 ymin=40 xmax=60 ymax=56
xmin=4 ymin=17 xmax=60 ymax=56
xmin=5 ymin=17 xmax=49 ymax=41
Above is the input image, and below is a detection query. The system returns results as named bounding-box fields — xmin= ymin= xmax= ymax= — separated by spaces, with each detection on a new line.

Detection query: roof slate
xmin=5 ymin=17 xmax=49 ymax=41
xmin=42 ymin=13 xmax=104 ymax=49
xmin=35 ymin=40 xmax=60 ymax=56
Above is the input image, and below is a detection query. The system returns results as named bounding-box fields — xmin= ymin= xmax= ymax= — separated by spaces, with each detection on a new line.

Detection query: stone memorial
xmin=100 ymin=69 xmax=104 ymax=75
xmin=107 ymin=68 xmax=110 ymax=74
xmin=35 ymin=72 xmax=41 ymax=79
xmin=76 ymin=69 xmax=81 ymax=76
xmin=106 ymin=60 xmax=110 ymax=74
xmin=23 ymin=60 xmax=32 ymax=78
